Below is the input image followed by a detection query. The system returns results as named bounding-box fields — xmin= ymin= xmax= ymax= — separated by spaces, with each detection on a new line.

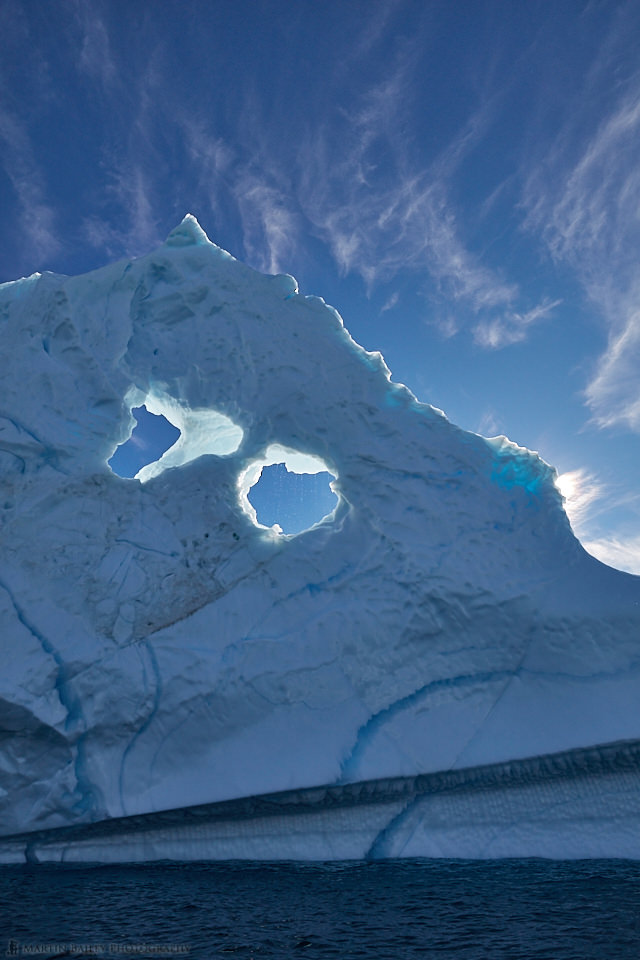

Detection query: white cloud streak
xmin=582 ymin=535 xmax=640 ymax=576
xmin=82 ymin=163 xmax=160 ymax=258
xmin=473 ymin=298 xmax=562 ymax=348
xmin=291 ymin=46 xmax=553 ymax=347
xmin=70 ymin=0 xmax=117 ymax=90
xmin=556 ymin=468 xmax=606 ymax=534
xmin=475 ymin=408 xmax=503 ymax=437
xmin=556 ymin=468 xmax=640 ymax=575
xmin=232 ymin=177 xmax=300 ymax=276
xmin=0 ymin=107 xmax=59 ymax=262
xmin=67 ymin=9 xmax=166 ymax=261
xmin=161 ymin=14 xmax=555 ymax=343
xmin=380 ymin=292 xmax=399 ymax=315
xmin=178 ymin=115 xmax=301 ymax=275
xmin=522 ymin=30 xmax=640 ymax=432
xmin=135 ymin=7 xmax=555 ymax=346
xmin=298 ymin=99 xmax=496 ymax=293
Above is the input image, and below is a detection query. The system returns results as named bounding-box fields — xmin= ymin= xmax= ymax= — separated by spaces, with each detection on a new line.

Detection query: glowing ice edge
xmin=0 ymin=214 xmax=639 ymax=863
xmin=125 ymin=388 xmax=243 ymax=482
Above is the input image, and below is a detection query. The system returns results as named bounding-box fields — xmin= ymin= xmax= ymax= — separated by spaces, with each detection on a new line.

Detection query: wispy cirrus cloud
xmin=68 ymin=11 xmax=165 ymax=260
xmin=379 ymin=292 xmax=399 ymax=315
xmin=230 ymin=176 xmax=301 ymax=276
xmin=291 ymin=40 xmax=555 ymax=347
xmin=581 ymin=534 xmax=640 ymax=576
xmin=82 ymin=163 xmax=161 ymax=259
xmin=0 ymin=107 xmax=59 ymax=262
xmin=584 ymin=317 xmax=640 ymax=431
xmin=555 ymin=469 xmax=606 ymax=535
xmin=522 ymin=10 xmax=640 ymax=432
xmin=475 ymin=407 xmax=503 ymax=438
xmin=168 ymin=13 xmax=554 ymax=344
xmin=75 ymin=4 xmax=117 ymax=90
xmin=178 ymin=115 xmax=302 ymax=275
xmin=556 ymin=468 xmax=640 ymax=575
xmin=473 ymin=298 xmax=562 ymax=348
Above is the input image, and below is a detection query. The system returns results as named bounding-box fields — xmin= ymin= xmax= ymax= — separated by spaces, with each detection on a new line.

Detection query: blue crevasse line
xmin=0 ymin=578 xmax=101 ymax=818
xmin=338 ymin=670 xmax=514 ymax=784
xmin=0 ymin=413 xmax=72 ymax=476
xmin=1 ymin=415 xmax=42 ymax=444
xmin=261 ymin=562 xmax=355 ymax=619
xmin=366 ymin=794 xmax=424 ymax=860
xmin=118 ymin=640 xmax=163 ymax=815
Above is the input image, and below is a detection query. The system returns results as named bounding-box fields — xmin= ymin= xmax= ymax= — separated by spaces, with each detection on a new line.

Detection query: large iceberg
xmin=1 ymin=215 xmax=639 ymax=863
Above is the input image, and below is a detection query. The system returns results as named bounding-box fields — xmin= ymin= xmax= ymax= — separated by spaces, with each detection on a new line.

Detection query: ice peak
xmin=165 ymin=214 xmax=211 ymax=248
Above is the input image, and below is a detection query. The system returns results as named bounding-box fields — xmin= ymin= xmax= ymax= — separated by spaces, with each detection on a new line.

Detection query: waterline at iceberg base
xmin=1 ymin=215 xmax=639 ymax=863
xmin=1 ymin=740 xmax=640 ymax=863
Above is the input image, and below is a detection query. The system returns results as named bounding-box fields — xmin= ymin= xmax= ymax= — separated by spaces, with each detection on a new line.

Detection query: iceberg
xmin=0 ymin=215 xmax=638 ymax=863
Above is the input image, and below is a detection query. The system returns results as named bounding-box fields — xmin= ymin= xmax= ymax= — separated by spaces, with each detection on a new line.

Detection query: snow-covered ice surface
xmin=1 ymin=214 xmax=639 ymax=862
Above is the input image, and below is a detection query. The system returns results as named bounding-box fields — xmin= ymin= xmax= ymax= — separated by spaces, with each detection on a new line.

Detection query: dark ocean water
xmin=1 ymin=859 xmax=639 ymax=960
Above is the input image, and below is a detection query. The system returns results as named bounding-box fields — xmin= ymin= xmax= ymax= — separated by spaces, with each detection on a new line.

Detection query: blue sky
xmin=1 ymin=0 xmax=639 ymax=571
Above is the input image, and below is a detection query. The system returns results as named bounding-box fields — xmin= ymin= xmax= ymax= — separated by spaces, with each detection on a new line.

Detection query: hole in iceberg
xmin=108 ymin=390 xmax=244 ymax=481
xmin=108 ymin=406 xmax=180 ymax=479
xmin=239 ymin=444 xmax=338 ymax=535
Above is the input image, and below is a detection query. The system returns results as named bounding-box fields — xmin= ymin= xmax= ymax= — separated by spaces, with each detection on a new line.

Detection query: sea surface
xmin=1 ymin=859 xmax=639 ymax=959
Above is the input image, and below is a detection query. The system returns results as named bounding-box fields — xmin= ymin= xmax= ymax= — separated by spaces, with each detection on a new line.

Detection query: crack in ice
xmin=0 ymin=578 xmax=100 ymax=819
xmin=118 ymin=640 xmax=163 ymax=816
xmin=338 ymin=670 xmax=515 ymax=784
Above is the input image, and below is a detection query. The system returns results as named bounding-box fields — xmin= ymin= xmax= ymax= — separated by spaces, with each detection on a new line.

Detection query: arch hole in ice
xmin=240 ymin=445 xmax=339 ymax=535
xmin=108 ymin=406 xmax=180 ymax=479
xmin=108 ymin=390 xmax=244 ymax=482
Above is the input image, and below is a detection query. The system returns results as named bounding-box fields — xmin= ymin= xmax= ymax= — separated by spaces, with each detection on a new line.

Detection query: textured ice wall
xmin=1 ymin=740 xmax=639 ymax=863
xmin=1 ymin=215 xmax=639 ymax=853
